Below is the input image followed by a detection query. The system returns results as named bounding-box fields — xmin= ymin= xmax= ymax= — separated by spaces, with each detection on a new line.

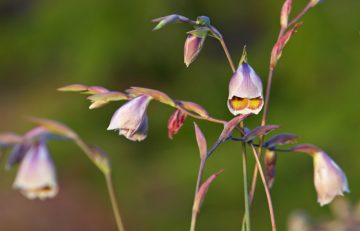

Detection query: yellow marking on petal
xmin=229 ymin=97 xmax=249 ymax=110
xmin=248 ymin=97 xmax=263 ymax=110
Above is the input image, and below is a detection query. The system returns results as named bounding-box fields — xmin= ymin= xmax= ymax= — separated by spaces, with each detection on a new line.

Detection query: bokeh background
xmin=0 ymin=0 xmax=359 ymax=230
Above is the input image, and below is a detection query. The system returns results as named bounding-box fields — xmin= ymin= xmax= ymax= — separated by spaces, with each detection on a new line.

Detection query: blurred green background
xmin=0 ymin=0 xmax=359 ymax=230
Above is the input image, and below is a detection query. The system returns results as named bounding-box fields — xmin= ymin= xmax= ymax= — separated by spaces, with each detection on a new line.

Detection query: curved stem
xmin=219 ymin=38 xmax=236 ymax=72
xmin=105 ymin=173 xmax=126 ymax=231
xmin=249 ymin=145 xmax=277 ymax=231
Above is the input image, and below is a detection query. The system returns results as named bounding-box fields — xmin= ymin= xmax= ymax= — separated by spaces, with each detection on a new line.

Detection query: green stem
xmin=242 ymin=143 xmax=251 ymax=231
xmin=190 ymin=159 xmax=206 ymax=231
xmin=105 ymin=173 xmax=126 ymax=231
xmin=219 ymin=37 xmax=236 ymax=72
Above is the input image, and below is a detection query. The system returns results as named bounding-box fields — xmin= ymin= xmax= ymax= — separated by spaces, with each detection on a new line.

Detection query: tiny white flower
xmin=227 ymin=63 xmax=264 ymax=115
xmin=313 ymin=151 xmax=350 ymax=206
xmin=107 ymin=95 xmax=151 ymax=141
xmin=13 ymin=141 xmax=58 ymax=200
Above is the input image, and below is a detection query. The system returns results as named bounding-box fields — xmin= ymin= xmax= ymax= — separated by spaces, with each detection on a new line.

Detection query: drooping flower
xmin=227 ymin=63 xmax=264 ymax=115
xmin=107 ymin=95 xmax=151 ymax=141
xmin=13 ymin=141 xmax=58 ymax=200
xmin=313 ymin=151 xmax=350 ymax=206
xmin=184 ymin=29 xmax=208 ymax=67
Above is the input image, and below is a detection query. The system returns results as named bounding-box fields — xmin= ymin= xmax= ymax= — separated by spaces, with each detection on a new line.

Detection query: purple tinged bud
xmin=228 ymin=63 xmax=264 ymax=115
xmin=107 ymin=95 xmax=151 ymax=141
xmin=313 ymin=151 xmax=349 ymax=206
xmin=264 ymin=150 xmax=277 ymax=188
xmin=13 ymin=141 xmax=58 ymax=200
xmin=184 ymin=33 xmax=206 ymax=67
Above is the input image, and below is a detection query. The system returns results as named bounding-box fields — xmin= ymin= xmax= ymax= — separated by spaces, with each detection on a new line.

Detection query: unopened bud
xmin=184 ymin=28 xmax=208 ymax=67
xmin=264 ymin=150 xmax=277 ymax=188
xmin=280 ymin=0 xmax=292 ymax=28
xmin=167 ymin=109 xmax=187 ymax=139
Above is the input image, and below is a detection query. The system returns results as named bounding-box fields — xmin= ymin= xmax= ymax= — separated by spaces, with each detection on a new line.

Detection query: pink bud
xmin=107 ymin=95 xmax=151 ymax=141
xmin=280 ymin=0 xmax=292 ymax=28
xmin=313 ymin=152 xmax=349 ymax=206
xmin=167 ymin=109 xmax=187 ymax=139
xmin=184 ymin=34 xmax=206 ymax=67
xmin=227 ymin=63 xmax=264 ymax=115
xmin=270 ymin=23 xmax=302 ymax=68
xmin=194 ymin=123 xmax=207 ymax=159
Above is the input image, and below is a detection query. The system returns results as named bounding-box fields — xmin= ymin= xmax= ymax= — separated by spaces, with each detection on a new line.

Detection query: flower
xmin=107 ymin=95 xmax=151 ymax=141
xmin=184 ymin=32 xmax=206 ymax=67
xmin=227 ymin=63 xmax=264 ymax=115
xmin=13 ymin=141 xmax=58 ymax=200
xmin=313 ymin=151 xmax=350 ymax=206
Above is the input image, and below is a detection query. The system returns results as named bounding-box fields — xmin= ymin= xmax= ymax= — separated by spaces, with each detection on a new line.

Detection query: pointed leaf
xmin=87 ymin=91 xmax=129 ymax=109
xmin=271 ymin=22 xmax=302 ymax=68
xmin=194 ymin=123 xmax=207 ymax=160
xmin=290 ymin=143 xmax=322 ymax=155
xmin=126 ymin=87 xmax=175 ymax=106
xmin=193 ymin=170 xmax=223 ymax=213
xmin=84 ymin=86 xmax=110 ymax=94
xmin=219 ymin=115 xmax=249 ymax=142
xmin=242 ymin=125 xmax=280 ymax=142
xmin=264 ymin=133 xmax=298 ymax=149
xmin=152 ymin=14 xmax=193 ymax=31
xmin=28 ymin=117 xmax=78 ymax=140
xmin=178 ymin=101 xmax=209 ymax=118
xmin=58 ymin=84 xmax=88 ymax=92
xmin=0 ymin=133 xmax=22 ymax=147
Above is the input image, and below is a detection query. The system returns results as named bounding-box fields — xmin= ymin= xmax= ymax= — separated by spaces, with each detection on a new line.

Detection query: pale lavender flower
xmin=313 ymin=151 xmax=349 ymax=206
xmin=227 ymin=63 xmax=264 ymax=115
xmin=107 ymin=95 xmax=151 ymax=141
xmin=13 ymin=141 xmax=58 ymax=200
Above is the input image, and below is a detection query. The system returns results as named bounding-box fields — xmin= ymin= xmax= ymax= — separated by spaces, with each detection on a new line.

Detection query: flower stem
xmin=249 ymin=145 xmax=276 ymax=231
xmin=190 ymin=159 xmax=206 ymax=231
xmin=74 ymin=138 xmax=125 ymax=231
xmin=219 ymin=37 xmax=236 ymax=72
xmin=105 ymin=173 xmax=126 ymax=231
xmin=248 ymin=1 xmax=317 ymax=206
xmin=241 ymin=143 xmax=251 ymax=231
